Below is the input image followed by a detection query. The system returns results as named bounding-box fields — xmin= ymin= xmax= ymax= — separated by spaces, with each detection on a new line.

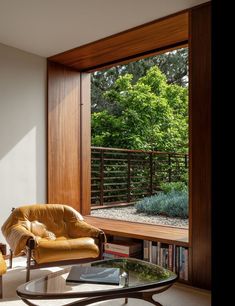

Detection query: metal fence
xmin=91 ymin=147 xmax=188 ymax=207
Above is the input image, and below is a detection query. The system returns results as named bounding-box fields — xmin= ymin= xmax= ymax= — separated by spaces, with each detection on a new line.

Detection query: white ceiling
xmin=0 ymin=0 xmax=209 ymax=58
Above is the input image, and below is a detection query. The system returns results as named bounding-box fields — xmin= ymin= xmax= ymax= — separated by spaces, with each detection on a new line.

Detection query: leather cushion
xmin=2 ymin=204 xmax=84 ymax=239
xmin=32 ymin=237 xmax=99 ymax=264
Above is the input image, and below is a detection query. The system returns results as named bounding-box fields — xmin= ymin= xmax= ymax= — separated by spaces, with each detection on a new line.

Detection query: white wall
xmin=0 ymin=43 xmax=46 ymax=243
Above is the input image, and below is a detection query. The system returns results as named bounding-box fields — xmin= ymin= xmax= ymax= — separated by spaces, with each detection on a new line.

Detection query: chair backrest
xmin=1 ymin=204 xmax=84 ymax=238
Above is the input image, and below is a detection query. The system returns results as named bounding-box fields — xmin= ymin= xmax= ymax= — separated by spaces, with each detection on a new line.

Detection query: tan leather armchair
xmin=0 ymin=245 xmax=7 ymax=298
xmin=1 ymin=204 xmax=105 ymax=281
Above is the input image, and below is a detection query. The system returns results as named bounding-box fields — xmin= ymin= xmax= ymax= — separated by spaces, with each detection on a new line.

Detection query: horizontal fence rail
xmin=91 ymin=147 xmax=188 ymax=208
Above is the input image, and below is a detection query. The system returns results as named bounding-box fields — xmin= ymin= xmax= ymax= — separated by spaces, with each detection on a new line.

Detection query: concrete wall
xmin=0 ymin=43 xmax=46 ymax=243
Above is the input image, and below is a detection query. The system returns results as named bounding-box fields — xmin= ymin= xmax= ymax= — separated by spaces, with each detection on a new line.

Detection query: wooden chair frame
xmin=9 ymin=232 xmax=105 ymax=282
xmin=0 ymin=275 xmax=2 ymax=299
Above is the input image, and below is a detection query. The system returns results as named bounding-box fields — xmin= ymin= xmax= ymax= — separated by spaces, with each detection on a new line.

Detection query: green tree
xmin=91 ymin=48 xmax=188 ymax=113
xmin=91 ymin=66 xmax=188 ymax=152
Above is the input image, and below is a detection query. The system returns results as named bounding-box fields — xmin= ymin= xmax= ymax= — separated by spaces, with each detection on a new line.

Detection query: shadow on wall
xmin=0 ymin=43 xmax=46 ymax=241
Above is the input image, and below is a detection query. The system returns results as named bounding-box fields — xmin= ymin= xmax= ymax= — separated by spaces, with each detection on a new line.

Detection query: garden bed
xmin=91 ymin=205 xmax=188 ymax=228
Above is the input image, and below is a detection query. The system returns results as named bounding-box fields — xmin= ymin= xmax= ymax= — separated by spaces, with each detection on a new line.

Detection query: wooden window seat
xmin=84 ymin=216 xmax=189 ymax=247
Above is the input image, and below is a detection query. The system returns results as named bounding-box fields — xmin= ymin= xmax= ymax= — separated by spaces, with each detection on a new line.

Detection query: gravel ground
xmin=91 ymin=205 xmax=188 ymax=228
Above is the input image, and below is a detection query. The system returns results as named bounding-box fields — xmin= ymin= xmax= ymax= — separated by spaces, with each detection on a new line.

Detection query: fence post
xmin=149 ymin=152 xmax=153 ymax=195
xmin=127 ymin=152 xmax=131 ymax=202
xmin=168 ymin=154 xmax=172 ymax=182
xmin=100 ymin=150 xmax=104 ymax=206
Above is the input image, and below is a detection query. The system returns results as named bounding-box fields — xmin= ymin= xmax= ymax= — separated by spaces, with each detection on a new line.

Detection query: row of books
xmin=102 ymin=238 xmax=188 ymax=281
xmin=143 ymin=240 xmax=189 ymax=281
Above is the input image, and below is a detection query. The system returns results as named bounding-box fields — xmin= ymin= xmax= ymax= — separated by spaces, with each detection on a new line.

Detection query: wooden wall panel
xmin=48 ymin=12 xmax=188 ymax=71
xmin=189 ymin=3 xmax=211 ymax=289
xmin=80 ymin=73 xmax=91 ymax=215
xmin=48 ymin=61 xmax=81 ymax=211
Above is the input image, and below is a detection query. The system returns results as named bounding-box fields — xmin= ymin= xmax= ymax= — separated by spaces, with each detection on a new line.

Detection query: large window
xmin=90 ymin=48 xmax=189 ymax=228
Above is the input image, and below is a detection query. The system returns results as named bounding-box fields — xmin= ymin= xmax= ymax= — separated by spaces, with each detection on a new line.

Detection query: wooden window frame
xmin=47 ymin=1 xmax=211 ymax=289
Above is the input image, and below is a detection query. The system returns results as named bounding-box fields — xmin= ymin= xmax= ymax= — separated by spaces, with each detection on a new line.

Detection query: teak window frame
xmin=47 ymin=2 xmax=211 ymax=289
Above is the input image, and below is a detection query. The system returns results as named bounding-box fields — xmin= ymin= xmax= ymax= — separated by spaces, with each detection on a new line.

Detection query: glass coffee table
xmin=17 ymin=258 xmax=177 ymax=306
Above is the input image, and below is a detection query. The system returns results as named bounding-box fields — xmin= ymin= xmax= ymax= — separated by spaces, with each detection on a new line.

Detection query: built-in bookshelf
xmin=85 ymin=217 xmax=190 ymax=283
xmin=103 ymin=235 xmax=189 ymax=282
xmin=143 ymin=240 xmax=189 ymax=282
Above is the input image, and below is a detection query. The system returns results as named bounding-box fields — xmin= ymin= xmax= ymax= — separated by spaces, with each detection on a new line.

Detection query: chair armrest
xmin=69 ymin=220 xmax=106 ymax=240
xmin=4 ymin=225 xmax=35 ymax=256
xmin=0 ymin=251 xmax=7 ymax=275
xmin=97 ymin=231 xmax=106 ymax=258
xmin=0 ymin=244 xmax=6 ymax=256
xmin=26 ymin=237 xmax=36 ymax=249
xmin=69 ymin=222 xmax=106 ymax=259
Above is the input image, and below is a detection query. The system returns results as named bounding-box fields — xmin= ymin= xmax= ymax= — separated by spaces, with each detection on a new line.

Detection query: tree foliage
xmin=91 ymin=48 xmax=188 ymax=113
xmin=91 ymin=66 xmax=188 ymax=152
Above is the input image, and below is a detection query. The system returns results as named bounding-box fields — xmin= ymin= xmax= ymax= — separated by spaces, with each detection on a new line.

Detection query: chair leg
xmin=98 ymin=232 xmax=105 ymax=260
xmin=26 ymin=266 xmax=30 ymax=282
xmin=0 ymin=275 xmax=3 ymax=299
xmin=9 ymin=249 xmax=13 ymax=269
xmin=26 ymin=249 xmax=32 ymax=282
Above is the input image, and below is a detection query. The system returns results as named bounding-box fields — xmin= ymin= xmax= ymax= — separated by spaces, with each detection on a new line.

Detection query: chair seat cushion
xmin=0 ymin=252 xmax=7 ymax=275
xmin=32 ymin=237 xmax=99 ymax=264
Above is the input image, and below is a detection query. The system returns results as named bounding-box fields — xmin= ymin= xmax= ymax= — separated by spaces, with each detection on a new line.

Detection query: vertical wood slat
xmin=127 ymin=152 xmax=131 ymax=202
xmin=47 ymin=61 xmax=81 ymax=211
xmin=100 ymin=150 xmax=104 ymax=206
xmin=149 ymin=152 xmax=153 ymax=195
xmin=168 ymin=154 xmax=172 ymax=182
xmin=80 ymin=73 xmax=91 ymax=215
xmin=189 ymin=2 xmax=211 ymax=289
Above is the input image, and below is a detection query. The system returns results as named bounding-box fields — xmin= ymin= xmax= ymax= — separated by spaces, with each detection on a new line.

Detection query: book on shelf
xmin=66 ymin=266 xmax=120 ymax=285
xmin=105 ymin=240 xmax=142 ymax=256
xmin=103 ymin=250 xmax=142 ymax=259
xmin=174 ymin=246 xmax=189 ymax=281
xmin=183 ymin=248 xmax=189 ymax=281
xmin=168 ymin=244 xmax=173 ymax=271
xmin=178 ymin=247 xmax=189 ymax=281
xmin=104 ymin=250 xmax=129 ymax=257
xmin=143 ymin=240 xmax=153 ymax=261
xmin=151 ymin=244 xmax=157 ymax=264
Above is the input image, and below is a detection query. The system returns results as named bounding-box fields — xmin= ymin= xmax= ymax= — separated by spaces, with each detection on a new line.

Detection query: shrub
xmin=160 ymin=181 xmax=187 ymax=193
xmin=180 ymin=171 xmax=188 ymax=185
xmin=135 ymin=190 xmax=188 ymax=218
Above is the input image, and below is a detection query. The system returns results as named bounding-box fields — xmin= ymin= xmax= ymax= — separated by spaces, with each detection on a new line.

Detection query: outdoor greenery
xmin=91 ymin=48 xmax=189 ymax=218
xmin=135 ymin=182 xmax=188 ymax=218
xmin=160 ymin=181 xmax=187 ymax=193
xmin=91 ymin=48 xmax=188 ymax=153
xmin=91 ymin=48 xmax=188 ymax=113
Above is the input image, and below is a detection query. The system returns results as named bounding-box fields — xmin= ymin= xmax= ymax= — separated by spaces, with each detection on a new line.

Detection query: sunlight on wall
xmin=0 ymin=127 xmax=37 ymax=204
xmin=0 ymin=43 xmax=46 ymax=244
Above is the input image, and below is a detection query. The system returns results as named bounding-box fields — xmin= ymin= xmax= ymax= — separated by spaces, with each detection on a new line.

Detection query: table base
xmin=20 ymin=285 xmax=172 ymax=306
